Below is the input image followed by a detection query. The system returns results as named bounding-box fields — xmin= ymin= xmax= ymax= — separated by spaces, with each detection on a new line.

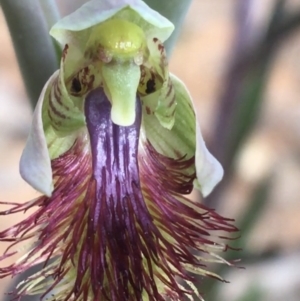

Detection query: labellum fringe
xmin=0 ymin=89 xmax=237 ymax=301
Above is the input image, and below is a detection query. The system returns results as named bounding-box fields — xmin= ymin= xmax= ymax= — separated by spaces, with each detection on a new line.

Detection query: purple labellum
xmin=82 ymin=88 xmax=159 ymax=300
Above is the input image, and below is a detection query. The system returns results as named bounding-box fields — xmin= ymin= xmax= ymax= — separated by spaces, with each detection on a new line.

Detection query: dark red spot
xmin=48 ymin=95 xmax=69 ymax=120
xmin=145 ymin=79 xmax=156 ymax=94
xmin=168 ymin=96 xmax=176 ymax=108
xmin=71 ymin=78 xmax=82 ymax=93
xmin=158 ymin=44 xmax=164 ymax=54
xmin=166 ymin=82 xmax=173 ymax=98
xmin=62 ymin=44 xmax=69 ymax=61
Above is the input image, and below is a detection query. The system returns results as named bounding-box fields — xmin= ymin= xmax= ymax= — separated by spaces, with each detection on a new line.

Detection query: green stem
xmin=39 ymin=0 xmax=60 ymax=28
xmin=0 ymin=0 xmax=59 ymax=108
xmin=143 ymin=0 xmax=192 ymax=55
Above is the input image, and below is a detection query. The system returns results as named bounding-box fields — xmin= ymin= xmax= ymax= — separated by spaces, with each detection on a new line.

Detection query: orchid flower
xmin=0 ymin=1 xmax=237 ymax=300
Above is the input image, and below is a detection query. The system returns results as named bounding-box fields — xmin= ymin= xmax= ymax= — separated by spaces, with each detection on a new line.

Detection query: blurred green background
xmin=1 ymin=0 xmax=300 ymax=300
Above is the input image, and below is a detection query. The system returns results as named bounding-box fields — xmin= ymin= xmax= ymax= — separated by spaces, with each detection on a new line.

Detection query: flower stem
xmin=39 ymin=0 xmax=61 ymax=28
xmin=0 ymin=0 xmax=60 ymax=108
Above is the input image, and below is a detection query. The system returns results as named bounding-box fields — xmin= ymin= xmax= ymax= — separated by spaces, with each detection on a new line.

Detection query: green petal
xmin=20 ymin=71 xmax=78 ymax=197
xmin=144 ymin=38 xmax=176 ymax=129
xmin=138 ymin=38 xmax=176 ymax=130
xmin=46 ymin=56 xmax=85 ymax=137
xmin=142 ymin=74 xmax=223 ymax=197
xmin=19 ymin=72 xmax=58 ymax=197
